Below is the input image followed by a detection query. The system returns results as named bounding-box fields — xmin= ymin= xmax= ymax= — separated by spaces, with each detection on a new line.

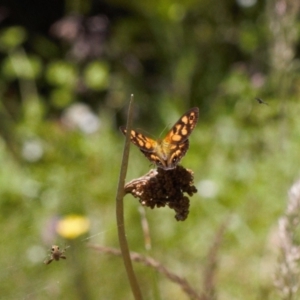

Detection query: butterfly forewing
xmin=164 ymin=107 xmax=199 ymax=145
xmin=120 ymin=127 xmax=157 ymax=153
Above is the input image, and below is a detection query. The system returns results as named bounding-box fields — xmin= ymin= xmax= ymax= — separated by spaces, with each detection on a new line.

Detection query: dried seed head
xmin=124 ymin=166 xmax=197 ymax=221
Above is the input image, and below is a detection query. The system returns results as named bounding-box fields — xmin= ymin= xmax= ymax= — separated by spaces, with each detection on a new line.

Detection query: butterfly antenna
xmin=142 ymin=129 xmax=156 ymax=139
xmin=159 ymin=123 xmax=171 ymax=139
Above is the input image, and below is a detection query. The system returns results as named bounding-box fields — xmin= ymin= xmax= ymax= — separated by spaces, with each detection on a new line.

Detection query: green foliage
xmin=1 ymin=52 xmax=42 ymax=80
xmin=46 ymin=61 xmax=78 ymax=87
xmin=0 ymin=26 xmax=27 ymax=51
xmin=83 ymin=61 xmax=109 ymax=91
xmin=0 ymin=0 xmax=300 ymax=299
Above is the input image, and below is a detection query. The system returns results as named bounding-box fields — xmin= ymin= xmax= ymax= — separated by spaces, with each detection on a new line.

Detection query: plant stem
xmin=116 ymin=95 xmax=143 ymax=299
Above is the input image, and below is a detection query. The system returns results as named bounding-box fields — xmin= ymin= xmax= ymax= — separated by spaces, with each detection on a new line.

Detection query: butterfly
xmin=120 ymin=107 xmax=199 ymax=170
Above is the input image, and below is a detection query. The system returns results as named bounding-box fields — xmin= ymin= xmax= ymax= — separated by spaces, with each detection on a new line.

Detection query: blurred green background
xmin=0 ymin=0 xmax=300 ymax=299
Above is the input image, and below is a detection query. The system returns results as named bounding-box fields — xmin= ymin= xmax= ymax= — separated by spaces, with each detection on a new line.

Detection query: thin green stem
xmin=116 ymin=95 xmax=143 ymax=300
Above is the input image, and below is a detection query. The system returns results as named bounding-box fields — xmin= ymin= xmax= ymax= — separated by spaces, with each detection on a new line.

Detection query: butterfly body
xmin=120 ymin=107 xmax=199 ymax=170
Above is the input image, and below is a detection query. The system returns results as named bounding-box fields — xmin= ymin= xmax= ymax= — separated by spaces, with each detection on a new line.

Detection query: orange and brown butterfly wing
xmin=119 ymin=127 xmax=157 ymax=153
xmin=164 ymin=107 xmax=199 ymax=145
xmin=137 ymin=139 xmax=189 ymax=169
xmin=160 ymin=107 xmax=199 ymax=169
xmin=120 ymin=127 xmax=160 ymax=165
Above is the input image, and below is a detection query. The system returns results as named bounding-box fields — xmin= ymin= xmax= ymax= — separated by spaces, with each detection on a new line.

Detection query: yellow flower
xmin=56 ymin=215 xmax=90 ymax=239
